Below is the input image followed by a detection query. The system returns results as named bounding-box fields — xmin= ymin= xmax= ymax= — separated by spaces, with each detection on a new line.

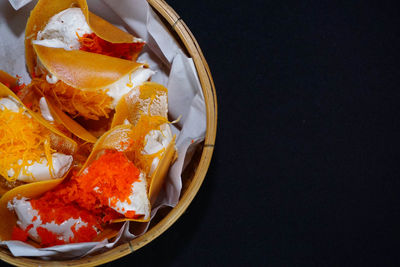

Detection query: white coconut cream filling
xmin=8 ymin=198 xmax=93 ymax=243
xmin=0 ymin=97 xmax=20 ymax=113
xmin=33 ymin=8 xmax=93 ymax=51
xmin=108 ymin=172 xmax=150 ymax=219
xmin=7 ymin=153 xmax=73 ymax=182
xmin=39 ymin=97 xmax=54 ymax=122
xmin=106 ymin=67 xmax=155 ymax=108
xmin=33 ymin=7 xmax=143 ymax=51
xmin=142 ymin=125 xmax=173 ymax=176
xmin=46 ymin=74 xmax=59 ymax=84
xmin=0 ymin=96 xmax=32 ymax=119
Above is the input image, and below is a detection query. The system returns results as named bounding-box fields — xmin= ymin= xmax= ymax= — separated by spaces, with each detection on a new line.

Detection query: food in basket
xmin=0 ymin=0 xmax=178 ymax=249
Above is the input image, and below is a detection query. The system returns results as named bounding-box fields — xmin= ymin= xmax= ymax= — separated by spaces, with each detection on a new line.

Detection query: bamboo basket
xmin=0 ymin=0 xmax=217 ymax=266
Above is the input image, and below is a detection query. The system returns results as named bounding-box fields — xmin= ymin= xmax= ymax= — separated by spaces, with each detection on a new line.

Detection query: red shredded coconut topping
xmin=11 ymin=227 xmax=29 ymax=242
xmin=36 ymin=227 xmax=66 ymax=247
xmin=27 ymin=150 xmax=142 ymax=246
xmin=70 ymin=223 xmax=98 ymax=243
xmin=78 ymin=33 xmax=144 ymax=61
xmin=75 ymin=150 xmax=141 ymax=211
xmin=11 ymin=224 xmax=33 ymax=242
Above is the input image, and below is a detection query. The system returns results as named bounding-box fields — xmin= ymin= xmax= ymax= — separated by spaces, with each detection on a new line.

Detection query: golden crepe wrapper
xmin=111 ymin=82 xmax=176 ymax=207
xmin=111 ymin=82 xmax=169 ymax=128
xmin=110 ymin=135 xmax=176 ymax=223
xmin=148 ymin=139 xmax=176 ymax=206
xmin=34 ymin=44 xmax=143 ymax=91
xmin=23 ymin=81 xmax=98 ymax=143
xmin=111 ymin=96 xmax=130 ymax=128
xmin=44 ymin=97 xmax=98 ymax=143
xmin=0 ymin=70 xmax=18 ymax=88
xmin=25 ymin=0 xmax=141 ymax=75
xmin=0 ymin=178 xmax=64 ymax=241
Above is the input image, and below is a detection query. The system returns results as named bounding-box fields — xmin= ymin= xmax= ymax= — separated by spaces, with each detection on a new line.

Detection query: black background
xmin=110 ymin=0 xmax=400 ymax=266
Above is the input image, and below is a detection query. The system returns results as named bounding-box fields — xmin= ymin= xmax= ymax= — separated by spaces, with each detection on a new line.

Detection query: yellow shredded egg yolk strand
xmin=30 ymin=77 xmax=113 ymax=120
xmin=0 ymin=107 xmax=55 ymax=181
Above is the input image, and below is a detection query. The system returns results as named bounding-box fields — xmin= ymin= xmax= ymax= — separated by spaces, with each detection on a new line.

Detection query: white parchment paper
xmin=0 ymin=0 xmax=206 ymax=259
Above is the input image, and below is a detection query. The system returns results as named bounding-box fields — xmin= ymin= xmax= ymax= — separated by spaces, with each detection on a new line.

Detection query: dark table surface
xmin=113 ymin=0 xmax=400 ymax=266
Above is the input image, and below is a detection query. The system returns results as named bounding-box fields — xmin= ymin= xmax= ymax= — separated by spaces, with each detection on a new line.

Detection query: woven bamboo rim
xmin=0 ymin=0 xmax=217 ymax=266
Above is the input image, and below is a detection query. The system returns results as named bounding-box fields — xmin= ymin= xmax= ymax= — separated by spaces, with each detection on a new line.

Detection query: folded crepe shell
xmin=111 ymin=82 xmax=176 ymax=207
xmin=20 ymin=79 xmax=98 ymax=143
xmin=39 ymin=94 xmax=98 ymax=143
xmin=30 ymin=44 xmax=144 ymax=136
xmin=110 ymin=136 xmax=176 ymax=222
xmin=112 ymin=82 xmax=169 ymax=128
xmin=25 ymin=0 xmax=140 ymax=75
xmin=0 ymin=82 xmax=77 ymax=193
xmin=34 ymin=45 xmax=143 ymax=91
xmin=0 ymin=70 xmax=18 ymax=89
xmin=79 ymin=120 xmax=176 ymax=223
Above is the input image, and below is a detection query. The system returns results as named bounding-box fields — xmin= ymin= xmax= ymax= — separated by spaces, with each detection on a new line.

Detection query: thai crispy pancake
xmin=25 ymin=0 xmax=141 ymax=75
xmin=0 ymin=82 xmax=77 ymax=195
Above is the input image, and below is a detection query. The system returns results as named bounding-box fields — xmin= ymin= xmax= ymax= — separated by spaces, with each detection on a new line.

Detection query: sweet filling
xmin=33 ymin=8 xmax=93 ymax=51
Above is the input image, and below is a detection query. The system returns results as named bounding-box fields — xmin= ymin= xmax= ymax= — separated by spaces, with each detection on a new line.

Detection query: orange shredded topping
xmin=11 ymin=224 xmax=33 ymax=242
xmin=78 ymin=33 xmax=144 ymax=61
xmin=36 ymin=227 xmax=66 ymax=247
xmin=31 ymin=200 xmax=100 ymax=227
xmin=30 ymin=150 xmax=142 ymax=246
xmin=0 ymin=106 xmax=55 ymax=181
xmin=124 ymin=210 xmax=137 ymax=218
xmin=70 ymin=223 xmax=98 ymax=243
xmin=29 ymin=77 xmax=113 ymax=120
xmin=35 ymin=220 xmax=98 ymax=247
xmin=74 ymin=150 xmax=141 ymax=211
xmin=29 ymin=200 xmax=101 ymax=247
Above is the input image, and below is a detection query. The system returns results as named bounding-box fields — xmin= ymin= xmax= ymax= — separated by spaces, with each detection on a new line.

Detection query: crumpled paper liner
xmin=0 ymin=0 xmax=206 ymax=259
